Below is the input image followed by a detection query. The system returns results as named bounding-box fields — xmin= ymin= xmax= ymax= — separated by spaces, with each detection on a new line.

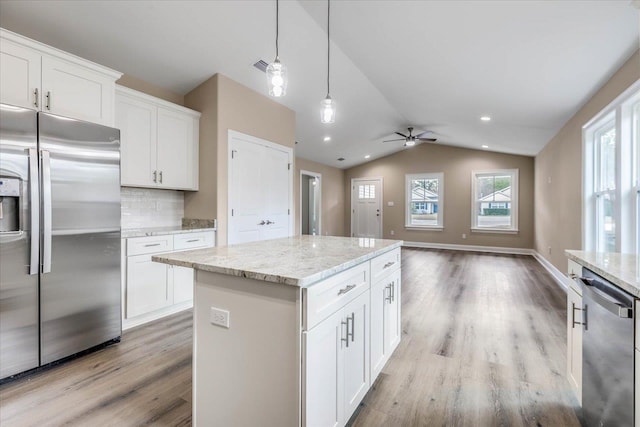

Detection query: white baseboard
xmin=123 ymin=300 xmax=193 ymax=331
xmin=402 ymin=242 xmax=568 ymax=292
xmin=402 ymin=241 xmax=534 ymax=255
xmin=531 ymin=251 xmax=568 ymax=292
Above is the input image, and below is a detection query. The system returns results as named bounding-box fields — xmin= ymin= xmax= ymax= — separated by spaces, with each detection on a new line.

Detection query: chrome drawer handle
xmin=144 ymin=243 xmax=161 ymax=247
xmin=571 ymin=303 xmax=584 ymax=328
xmin=383 ymin=261 xmax=395 ymax=269
xmin=338 ymin=284 xmax=356 ymax=295
xmin=341 ymin=318 xmax=349 ymax=348
xmin=186 ymin=239 xmax=200 ymax=243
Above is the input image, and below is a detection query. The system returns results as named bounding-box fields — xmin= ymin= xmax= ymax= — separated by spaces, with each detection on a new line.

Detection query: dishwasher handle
xmin=579 ymin=278 xmax=633 ymax=319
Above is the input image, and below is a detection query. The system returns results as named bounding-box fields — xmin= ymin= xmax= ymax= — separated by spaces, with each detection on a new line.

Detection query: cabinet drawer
xmin=174 ymin=231 xmax=214 ymax=250
xmin=304 ymin=263 xmax=369 ymax=330
xmin=127 ymin=235 xmax=173 ymax=256
xmin=371 ymin=248 xmax=401 ymax=282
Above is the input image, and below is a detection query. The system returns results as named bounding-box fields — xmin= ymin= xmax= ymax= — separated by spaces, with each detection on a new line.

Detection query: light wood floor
xmin=0 ymin=248 xmax=580 ymax=426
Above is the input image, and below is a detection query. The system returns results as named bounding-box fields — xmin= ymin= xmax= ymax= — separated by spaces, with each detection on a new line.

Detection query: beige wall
xmin=344 ymin=144 xmax=535 ymax=249
xmin=117 ymin=74 xmax=185 ymax=105
xmin=184 ymin=74 xmax=296 ymax=246
xmin=535 ymin=50 xmax=640 ymax=272
xmin=295 ymin=157 xmax=346 ymax=237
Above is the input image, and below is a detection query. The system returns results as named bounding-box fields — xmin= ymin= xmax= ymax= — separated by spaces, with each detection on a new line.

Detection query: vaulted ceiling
xmin=0 ymin=1 xmax=637 ymax=168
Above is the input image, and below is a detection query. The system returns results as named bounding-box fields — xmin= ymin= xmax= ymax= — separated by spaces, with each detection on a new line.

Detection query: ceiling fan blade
xmin=383 ymin=138 xmax=405 ymax=143
xmin=415 ymin=131 xmax=434 ymax=138
xmin=394 ymin=132 xmax=408 ymax=138
xmin=417 ymin=137 xmax=437 ymax=142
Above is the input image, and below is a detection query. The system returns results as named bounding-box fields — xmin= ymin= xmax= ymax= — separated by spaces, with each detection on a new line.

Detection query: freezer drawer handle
xmin=41 ymin=150 xmax=52 ymax=274
xmin=579 ymin=278 xmax=632 ymax=319
xmin=28 ymin=148 xmax=40 ymax=275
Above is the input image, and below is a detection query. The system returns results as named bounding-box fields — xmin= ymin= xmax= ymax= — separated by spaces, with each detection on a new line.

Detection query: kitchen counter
xmin=153 ymin=235 xmax=403 ymax=287
xmin=565 ymin=250 xmax=640 ymax=297
xmin=121 ymin=225 xmax=216 ymax=239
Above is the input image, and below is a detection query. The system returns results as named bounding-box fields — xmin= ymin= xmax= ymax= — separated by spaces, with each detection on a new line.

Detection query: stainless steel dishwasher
xmin=578 ymin=267 xmax=635 ymax=426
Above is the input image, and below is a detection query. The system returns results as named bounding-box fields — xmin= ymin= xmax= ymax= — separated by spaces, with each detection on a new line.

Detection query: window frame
xmin=471 ymin=169 xmax=519 ymax=234
xmin=405 ymin=172 xmax=444 ymax=230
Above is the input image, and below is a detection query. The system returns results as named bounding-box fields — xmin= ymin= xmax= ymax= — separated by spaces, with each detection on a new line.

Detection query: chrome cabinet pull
xmin=384 ymin=284 xmax=392 ymax=303
xmin=338 ymin=284 xmax=356 ymax=295
xmin=265 ymin=220 xmax=275 ymax=225
xmin=186 ymin=239 xmax=200 ymax=243
xmin=144 ymin=243 xmax=161 ymax=247
xmin=45 ymin=91 xmax=51 ymax=110
xmin=33 ymin=88 xmax=39 ymax=108
xmin=391 ymin=281 xmax=395 ymax=302
xmin=159 ymin=171 xmax=163 ymax=183
xmin=341 ymin=318 xmax=349 ymax=348
xmin=383 ymin=261 xmax=395 ymax=269
xmin=258 ymin=220 xmax=266 ymax=225
xmin=349 ymin=313 xmax=355 ymax=343
xmin=571 ymin=302 xmax=584 ymax=328
xmin=28 ymin=148 xmax=40 ymax=275
xmin=153 ymin=171 xmax=157 ymax=183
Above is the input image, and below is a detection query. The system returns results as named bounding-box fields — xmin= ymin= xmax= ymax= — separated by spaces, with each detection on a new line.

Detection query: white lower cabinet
xmin=371 ymin=268 xmax=401 ymax=381
xmin=304 ymin=289 xmax=369 ymax=427
xmin=124 ymin=230 xmax=214 ymax=329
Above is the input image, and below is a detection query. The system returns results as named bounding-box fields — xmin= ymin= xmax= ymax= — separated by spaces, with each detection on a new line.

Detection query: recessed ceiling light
xmin=480 ymin=116 xmax=491 ymax=122
xmin=323 ymin=136 xmax=331 ymax=142
xmin=481 ymin=145 xmax=489 ymax=149
xmin=364 ymin=155 xmax=371 ymax=159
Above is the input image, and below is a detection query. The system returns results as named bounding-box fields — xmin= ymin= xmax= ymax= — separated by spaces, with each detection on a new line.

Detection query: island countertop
xmin=153 ymin=235 xmax=403 ymax=287
xmin=565 ymin=250 xmax=640 ymax=297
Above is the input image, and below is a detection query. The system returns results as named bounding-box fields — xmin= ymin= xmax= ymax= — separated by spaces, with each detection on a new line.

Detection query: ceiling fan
xmin=383 ymin=127 xmax=437 ymax=146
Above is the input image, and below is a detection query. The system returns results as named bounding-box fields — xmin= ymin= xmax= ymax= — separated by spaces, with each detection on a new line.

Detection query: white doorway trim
xmin=300 ymin=170 xmax=322 ymax=236
xmin=350 ymin=177 xmax=384 ymax=238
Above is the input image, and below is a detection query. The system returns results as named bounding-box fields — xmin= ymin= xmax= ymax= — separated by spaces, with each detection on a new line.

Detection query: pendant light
xmin=321 ymin=0 xmax=336 ymax=123
xmin=266 ymin=0 xmax=287 ymax=97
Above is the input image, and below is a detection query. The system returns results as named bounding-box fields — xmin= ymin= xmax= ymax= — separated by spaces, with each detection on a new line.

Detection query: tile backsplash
xmin=121 ymin=187 xmax=184 ymax=229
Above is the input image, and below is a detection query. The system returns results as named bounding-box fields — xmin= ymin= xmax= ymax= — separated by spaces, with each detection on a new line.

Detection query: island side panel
xmin=193 ymin=270 xmax=302 ymax=427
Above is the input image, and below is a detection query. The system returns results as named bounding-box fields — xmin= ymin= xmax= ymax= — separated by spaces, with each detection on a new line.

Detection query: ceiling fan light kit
xmin=320 ymin=0 xmax=336 ymax=124
xmin=266 ymin=0 xmax=287 ymax=97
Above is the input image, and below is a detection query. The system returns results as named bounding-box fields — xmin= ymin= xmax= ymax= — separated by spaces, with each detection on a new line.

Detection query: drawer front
xmin=371 ymin=248 xmax=401 ymax=282
xmin=127 ymin=235 xmax=173 ymax=256
xmin=174 ymin=231 xmax=215 ymax=250
xmin=304 ymin=263 xmax=369 ymax=330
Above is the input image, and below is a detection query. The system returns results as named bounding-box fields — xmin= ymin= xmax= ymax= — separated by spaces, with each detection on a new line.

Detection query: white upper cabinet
xmin=116 ymin=86 xmax=200 ymax=191
xmin=0 ymin=28 xmax=121 ymax=126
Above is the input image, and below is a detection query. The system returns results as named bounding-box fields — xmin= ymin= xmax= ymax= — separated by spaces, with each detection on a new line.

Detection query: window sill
xmin=471 ymin=228 xmax=519 ymax=235
xmin=405 ymin=226 xmax=444 ymax=231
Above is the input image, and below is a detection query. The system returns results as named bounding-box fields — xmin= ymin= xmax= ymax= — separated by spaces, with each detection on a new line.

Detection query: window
xmin=584 ymin=81 xmax=640 ymax=254
xmin=358 ymin=184 xmax=375 ymax=199
xmin=471 ymin=169 xmax=518 ymax=232
xmin=405 ymin=173 xmax=443 ymax=228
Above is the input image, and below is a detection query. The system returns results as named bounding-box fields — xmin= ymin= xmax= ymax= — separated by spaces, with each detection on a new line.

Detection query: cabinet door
xmin=115 ymin=94 xmax=157 ymax=187
xmin=566 ymin=286 xmax=582 ymax=404
xmin=370 ymin=278 xmax=387 ymax=381
xmin=173 ymin=265 xmax=194 ymax=304
xmin=342 ymin=290 xmax=370 ymax=419
xmin=0 ymin=39 xmax=41 ymax=110
xmin=41 ymin=55 xmax=114 ymax=126
xmin=386 ymin=270 xmax=401 ymax=355
xmin=156 ymin=107 xmax=195 ymax=190
xmin=304 ymin=309 xmax=344 ymax=427
xmin=126 ymin=254 xmax=172 ymax=318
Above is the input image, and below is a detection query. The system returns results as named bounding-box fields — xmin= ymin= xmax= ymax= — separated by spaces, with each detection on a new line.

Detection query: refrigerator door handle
xmin=41 ymin=150 xmax=52 ymax=274
xmin=28 ymin=148 xmax=40 ymax=275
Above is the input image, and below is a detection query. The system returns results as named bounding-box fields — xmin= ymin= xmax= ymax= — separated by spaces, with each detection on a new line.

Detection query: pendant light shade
xmin=321 ymin=95 xmax=335 ymax=124
xmin=321 ymin=0 xmax=335 ymax=123
xmin=267 ymin=0 xmax=287 ymax=97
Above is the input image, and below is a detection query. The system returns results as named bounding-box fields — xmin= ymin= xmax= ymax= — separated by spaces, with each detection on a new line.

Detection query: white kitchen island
xmin=153 ymin=235 xmax=403 ymax=427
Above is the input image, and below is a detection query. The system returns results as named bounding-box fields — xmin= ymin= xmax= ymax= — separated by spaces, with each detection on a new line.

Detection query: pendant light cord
xmin=276 ymin=0 xmax=279 ymax=58
xmin=327 ymin=0 xmax=330 ymax=96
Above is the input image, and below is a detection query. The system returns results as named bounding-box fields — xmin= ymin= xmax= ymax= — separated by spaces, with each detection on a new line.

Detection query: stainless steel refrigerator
xmin=0 ymin=104 xmax=121 ymax=381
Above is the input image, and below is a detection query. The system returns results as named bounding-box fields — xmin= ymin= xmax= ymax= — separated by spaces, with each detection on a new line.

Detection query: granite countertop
xmin=565 ymin=250 xmax=640 ymax=297
xmin=122 ymin=226 xmax=216 ymax=239
xmin=153 ymin=235 xmax=403 ymax=287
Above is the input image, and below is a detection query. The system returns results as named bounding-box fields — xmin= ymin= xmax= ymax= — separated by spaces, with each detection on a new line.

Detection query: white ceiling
xmin=0 ymin=1 xmax=637 ymax=169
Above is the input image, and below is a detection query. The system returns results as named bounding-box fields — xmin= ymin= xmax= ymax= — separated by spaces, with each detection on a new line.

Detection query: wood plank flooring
xmin=0 ymin=248 xmax=580 ymax=426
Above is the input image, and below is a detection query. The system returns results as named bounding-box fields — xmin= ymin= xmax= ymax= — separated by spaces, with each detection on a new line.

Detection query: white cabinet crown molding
xmin=116 ymin=85 xmax=201 ymax=118
xmin=0 ymin=27 xmax=122 ymax=80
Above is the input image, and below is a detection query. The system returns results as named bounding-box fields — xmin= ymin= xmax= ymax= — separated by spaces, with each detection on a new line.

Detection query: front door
xmin=351 ymin=178 xmax=382 ymax=238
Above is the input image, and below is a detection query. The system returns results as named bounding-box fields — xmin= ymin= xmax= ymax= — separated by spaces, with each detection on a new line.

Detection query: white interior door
xmin=351 ymin=178 xmax=382 ymax=238
xmin=228 ymin=131 xmax=292 ymax=245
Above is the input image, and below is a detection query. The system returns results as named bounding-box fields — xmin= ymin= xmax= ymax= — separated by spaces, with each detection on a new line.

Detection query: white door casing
xmin=300 ymin=170 xmax=322 ymax=236
xmin=228 ymin=130 xmax=293 ymax=245
xmin=351 ymin=178 xmax=383 ymax=238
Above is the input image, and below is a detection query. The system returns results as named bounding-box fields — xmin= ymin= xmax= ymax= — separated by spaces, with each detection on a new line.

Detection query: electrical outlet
xmin=387 ymin=201 xmax=395 ymax=207
xmin=390 ymin=230 xmax=394 ymax=236
xmin=210 ymin=307 xmax=230 ymax=328
xmin=462 ymin=233 xmax=467 ymax=239
xmin=548 ymin=246 xmax=552 ymax=255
